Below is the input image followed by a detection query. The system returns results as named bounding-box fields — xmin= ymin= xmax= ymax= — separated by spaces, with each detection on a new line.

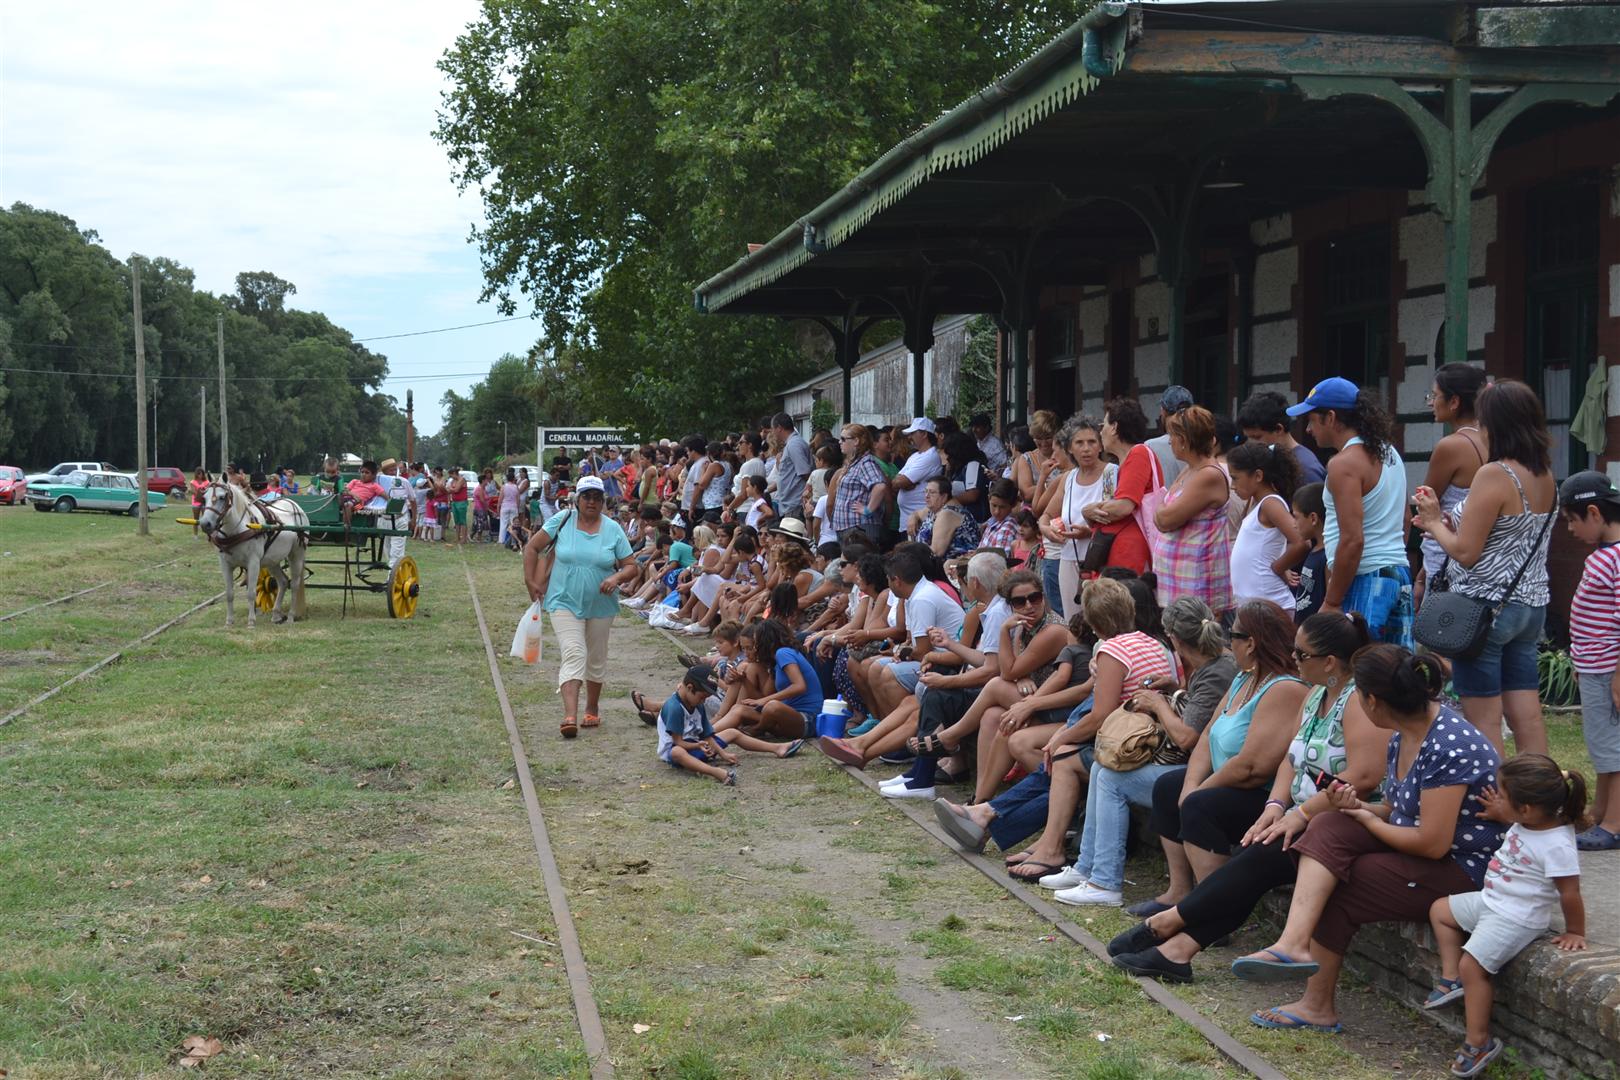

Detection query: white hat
xmin=576 ymin=475 xmax=605 ymax=494
xmin=769 ymin=518 xmax=812 ymax=546
xmin=670 ymin=512 xmax=689 ymax=530
xmin=902 ymin=417 xmax=936 ymax=435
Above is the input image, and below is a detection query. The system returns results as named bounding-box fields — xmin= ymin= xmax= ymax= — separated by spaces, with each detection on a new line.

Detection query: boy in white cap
xmin=892 ymin=417 xmax=942 ymax=525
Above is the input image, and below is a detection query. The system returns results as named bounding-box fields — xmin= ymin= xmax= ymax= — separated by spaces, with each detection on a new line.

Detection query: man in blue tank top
xmin=1287 ymin=377 xmax=1414 ymax=649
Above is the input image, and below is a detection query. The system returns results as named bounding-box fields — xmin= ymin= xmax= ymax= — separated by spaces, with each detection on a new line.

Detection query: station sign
xmin=537 ymin=427 xmax=634 ymax=448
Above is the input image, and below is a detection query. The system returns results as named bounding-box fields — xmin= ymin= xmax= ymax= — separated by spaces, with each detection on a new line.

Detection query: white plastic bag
xmin=510 ymin=600 xmax=545 ymax=664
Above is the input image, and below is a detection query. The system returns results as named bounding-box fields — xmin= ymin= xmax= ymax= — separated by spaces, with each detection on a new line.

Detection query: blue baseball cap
xmin=1286 ymin=377 xmax=1362 ymax=417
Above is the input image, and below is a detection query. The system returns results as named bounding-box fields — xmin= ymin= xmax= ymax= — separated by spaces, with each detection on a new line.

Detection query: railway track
xmin=0 ymin=589 xmax=224 ymax=727
xmin=644 ymin=623 xmax=1292 ymax=1080
xmin=0 ymin=554 xmax=194 ymax=624
xmin=463 ymin=557 xmax=614 ymax=1080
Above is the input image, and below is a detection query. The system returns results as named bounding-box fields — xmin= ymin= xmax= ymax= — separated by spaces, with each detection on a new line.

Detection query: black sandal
xmin=914 ymin=732 xmax=956 ymax=756
xmin=1006 ymin=859 xmax=1065 ymax=882
xmin=629 ymin=691 xmax=658 ymax=726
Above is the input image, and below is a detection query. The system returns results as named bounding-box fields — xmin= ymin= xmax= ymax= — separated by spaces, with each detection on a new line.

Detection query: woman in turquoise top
xmin=525 ymin=476 xmax=636 ymax=739
xmin=1147 ymin=601 xmax=1307 ymax=895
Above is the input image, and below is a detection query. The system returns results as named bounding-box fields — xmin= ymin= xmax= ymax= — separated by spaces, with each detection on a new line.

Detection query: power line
xmin=0 ymin=365 xmax=504 ymax=384
xmin=12 ymin=313 xmax=536 ymax=353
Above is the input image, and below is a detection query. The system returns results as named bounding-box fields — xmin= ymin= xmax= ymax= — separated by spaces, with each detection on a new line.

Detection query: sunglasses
xmin=1293 ymin=646 xmax=1328 ymax=661
xmin=1229 ymin=630 xmax=1251 ymax=640
xmin=1008 ymin=592 xmax=1044 ymax=608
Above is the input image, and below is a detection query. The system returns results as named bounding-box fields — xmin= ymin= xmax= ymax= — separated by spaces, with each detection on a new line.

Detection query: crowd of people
xmin=516 ymin=378 xmax=1611 ymax=1077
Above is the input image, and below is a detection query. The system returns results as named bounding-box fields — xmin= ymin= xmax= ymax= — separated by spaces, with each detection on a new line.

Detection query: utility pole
xmin=199 ymin=384 xmax=207 ymax=473
xmin=406 ymin=389 xmax=415 ymax=464
xmin=131 ymin=256 xmax=150 ymax=536
xmin=151 ymin=378 xmax=159 ymax=466
xmin=217 ymin=313 xmax=229 ymax=470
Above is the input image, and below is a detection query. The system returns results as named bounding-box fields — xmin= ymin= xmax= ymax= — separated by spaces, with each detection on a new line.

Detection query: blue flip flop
xmin=781 ymin=739 xmax=805 ymax=759
xmin=1232 ymin=948 xmax=1320 ymax=982
xmin=1249 ymin=1007 xmax=1342 ymax=1034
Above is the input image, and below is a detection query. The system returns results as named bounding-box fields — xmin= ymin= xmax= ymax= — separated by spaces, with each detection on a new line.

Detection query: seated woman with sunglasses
xmin=1109 ymin=612 xmax=1388 ymax=981
xmin=933 ymin=577 xmax=1176 ymax=863
xmin=1135 ymin=601 xmax=1307 ymax=910
xmin=1033 ymin=597 xmax=1237 ymax=904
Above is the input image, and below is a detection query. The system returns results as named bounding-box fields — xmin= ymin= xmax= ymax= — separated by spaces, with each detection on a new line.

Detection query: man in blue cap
xmin=1287 ymin=377 xmax=1413 ymax=648
xmin=1145 ymin=385 xmax=1195 ymax=487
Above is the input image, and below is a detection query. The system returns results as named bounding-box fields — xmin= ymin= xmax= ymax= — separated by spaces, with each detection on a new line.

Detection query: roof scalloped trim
xmin=699 ymin=2 xmax=1116 ymax=313
xmin=821 ymin=65 xmax=1099 ymax=252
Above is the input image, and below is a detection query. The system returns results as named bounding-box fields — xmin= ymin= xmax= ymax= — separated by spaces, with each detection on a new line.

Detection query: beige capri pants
xmin=550 ymin=608 xmax=613 ymax=687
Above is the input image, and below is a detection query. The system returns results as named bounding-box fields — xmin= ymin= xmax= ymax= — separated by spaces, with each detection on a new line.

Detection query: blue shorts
xmin=662 ymin=567 xmax=682 ymax=590
xmin=1451 ymin=602 xmax=1545 ymax=698
xmin=666 ymin=735 xmax=727 ymax=767
xmin=875 ymin=658 xmax=922 ymax=693
xmin=1344 ymin=566 xmax=1414 ymax=650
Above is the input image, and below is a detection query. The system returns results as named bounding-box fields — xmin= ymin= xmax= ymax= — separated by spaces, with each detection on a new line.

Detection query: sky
xmin=0 ymin=0 xmax=540 ymax=435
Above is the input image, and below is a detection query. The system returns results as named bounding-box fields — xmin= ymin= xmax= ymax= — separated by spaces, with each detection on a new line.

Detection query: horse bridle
xmin=201 ymin=482 xmax=273 ymax=551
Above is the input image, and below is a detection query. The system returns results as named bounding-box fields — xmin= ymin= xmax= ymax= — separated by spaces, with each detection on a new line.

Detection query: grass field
xmin=0 ymin=506 xmax=1592 ymax=1078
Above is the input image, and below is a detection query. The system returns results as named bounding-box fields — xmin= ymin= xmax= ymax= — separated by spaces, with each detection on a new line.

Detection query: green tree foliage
xmin=0 ymin=203 xmax=403 ymax=472
xmin=436 ymin=0 xmax=1087 ymax=436
xmin=958 ymin=315 xmax=1001 ymax=422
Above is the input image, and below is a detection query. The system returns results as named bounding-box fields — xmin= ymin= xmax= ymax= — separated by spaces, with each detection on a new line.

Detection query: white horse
xmin=197 ymin=482 xmax=309 ymax=627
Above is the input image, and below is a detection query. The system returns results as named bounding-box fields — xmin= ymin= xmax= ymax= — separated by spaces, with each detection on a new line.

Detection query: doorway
xmin=1525 ymin=181 xmax=1599 ymax=477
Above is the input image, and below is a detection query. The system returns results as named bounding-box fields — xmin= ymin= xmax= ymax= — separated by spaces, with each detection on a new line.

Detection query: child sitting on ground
xmin=342 ymin=461 xmax=385 ymax=526
xmin=1425 ymin=753 xmax=1587 ymax=1078
xmin=656 ymin=664 xmax=804 ymax=785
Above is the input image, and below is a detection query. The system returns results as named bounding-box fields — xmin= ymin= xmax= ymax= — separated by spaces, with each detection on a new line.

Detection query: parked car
xmin=24 ymin=461 xmax=119 ymax=485
xmin=25 ymin=471 xmax=167 ymax=515
xmin=144 ymin=466 xmax=189 ymax=497
xmin=0 ymin=466 xmax=26 ymax=505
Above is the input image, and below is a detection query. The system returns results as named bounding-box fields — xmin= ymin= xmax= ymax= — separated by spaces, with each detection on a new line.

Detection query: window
xmin=1526 ymin=181 xmax=1599 ymax=476
xmin=1036 ymin=305 xmax=1077 ymax=413
xmin=1321 ymin=228 xmax=1391 ymax=394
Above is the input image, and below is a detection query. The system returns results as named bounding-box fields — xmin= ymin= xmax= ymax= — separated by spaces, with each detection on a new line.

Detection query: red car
xmin=144 ymin=466 xmax=190 ymax=497
xmin=0 ymin=466 xmax=25 ymax=505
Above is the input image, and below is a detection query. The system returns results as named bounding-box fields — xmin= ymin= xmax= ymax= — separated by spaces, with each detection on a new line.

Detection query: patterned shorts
xmin=1344 ymin=566 xmax=1414 ymax=651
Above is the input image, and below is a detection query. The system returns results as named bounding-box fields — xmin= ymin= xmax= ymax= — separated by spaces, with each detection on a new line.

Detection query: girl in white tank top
xmin=1226 ymin=442 xmax=1311 ymax=612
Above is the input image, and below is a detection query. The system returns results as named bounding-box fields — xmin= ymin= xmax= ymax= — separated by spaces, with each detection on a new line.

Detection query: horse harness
xmin=202 ymin=482 xmax=298 ymax=553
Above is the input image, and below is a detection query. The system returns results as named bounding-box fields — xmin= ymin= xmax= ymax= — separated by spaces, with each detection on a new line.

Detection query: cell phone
xmin=1310 ymin=766 xmax=1346 ymax=791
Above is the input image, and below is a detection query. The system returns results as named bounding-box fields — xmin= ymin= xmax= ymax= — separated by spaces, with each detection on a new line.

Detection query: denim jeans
xmin=1040 ymin=554 xmax=1064 ymax=615
xmin=986 ymin=744 xmax=1095 ymax=852
xmin=1072 ymin=762 xmax=1181 ymax=891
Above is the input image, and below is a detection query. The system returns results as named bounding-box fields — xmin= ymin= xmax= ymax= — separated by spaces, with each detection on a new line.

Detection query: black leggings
xmin=1149 ymin=769 xmax=1271 ymax=856
xmin=1173 ymin=836 xmax=1296 ymax=947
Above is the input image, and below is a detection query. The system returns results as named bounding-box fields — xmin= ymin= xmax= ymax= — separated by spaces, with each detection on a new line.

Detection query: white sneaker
xmin=622 ymin=597 xmax=646 ymax=609
xmin=1037 ymin=865 xmax=1088 ymax=890
xmin=1053 ymin=882 xmax=1122 ymax=907
xmin=879 ymin=774 xmax=912 ymax=790
xmin=680 ymin=624 xmax=708 ymax=636
xmin=882 ymin=784 xmax=936 ymax=800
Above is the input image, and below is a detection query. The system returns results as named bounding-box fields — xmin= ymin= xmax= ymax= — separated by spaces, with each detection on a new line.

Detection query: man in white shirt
xmin=893 ymin=417 xmax=943 ymax=523
xmin=866 ymin=547 xmax=964 ymax=718
xmin=375 ymin=458 xmax=414 ymax=568
xmin=971 ymin=413 xmax=1009 ymax=474
xmin=1144 ymin=385 xmax=1194 ymax=487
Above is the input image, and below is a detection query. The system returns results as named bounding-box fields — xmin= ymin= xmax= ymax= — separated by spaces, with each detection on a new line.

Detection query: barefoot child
xmin=1426 ymin=753 xmax=1588 ymax=1077
xmin=1560 ymin=471 xmax=1620 ymax=850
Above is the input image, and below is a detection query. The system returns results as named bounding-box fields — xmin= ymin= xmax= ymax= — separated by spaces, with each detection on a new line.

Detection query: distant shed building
xmin=777 ymin=316 xmax=975 ymax=434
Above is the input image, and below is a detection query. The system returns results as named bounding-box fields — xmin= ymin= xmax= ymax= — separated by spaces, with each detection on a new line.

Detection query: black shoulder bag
xmin=1413 ymin=510 xmax=1554 ymax=660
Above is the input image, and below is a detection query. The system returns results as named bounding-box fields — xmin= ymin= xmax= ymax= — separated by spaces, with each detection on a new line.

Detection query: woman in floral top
xmin=1231 ymin=645 xmax=1503 ymax=1036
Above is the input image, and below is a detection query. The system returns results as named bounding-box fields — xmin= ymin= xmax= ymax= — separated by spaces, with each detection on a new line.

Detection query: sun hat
xmin=379 ymin=458 xmax=398 ymax=471
xmin=769 ymin=518 xmax=813 ymax=546
xmin=902 ymin=417 xmax=936 ymax=435
xmin=1285 ymin=377 xmax=1362 ymax=417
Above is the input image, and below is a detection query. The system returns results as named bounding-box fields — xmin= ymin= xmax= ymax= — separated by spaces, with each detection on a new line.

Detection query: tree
xmin=0 ymin=203 xmax=407 ymax=472
xmin=436 ymin=0 xmax=1088 ymax=436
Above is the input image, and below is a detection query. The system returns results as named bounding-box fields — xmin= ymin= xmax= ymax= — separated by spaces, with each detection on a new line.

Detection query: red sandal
xmin=581 ymin=713 xmax=602 ymax=728
xmin=560 ymin=717 xmax=579 ymax=739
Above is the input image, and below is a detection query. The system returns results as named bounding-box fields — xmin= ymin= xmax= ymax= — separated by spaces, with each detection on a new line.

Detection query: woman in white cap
xmin=524 ymin=474 xmax=639 ymax=739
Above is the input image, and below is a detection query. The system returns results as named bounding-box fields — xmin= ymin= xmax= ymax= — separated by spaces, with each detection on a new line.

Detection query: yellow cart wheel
xmin=255 ymin=568 xmax=278 ymax=612
xmin=387 ymin=556 xmax=420 ymax=619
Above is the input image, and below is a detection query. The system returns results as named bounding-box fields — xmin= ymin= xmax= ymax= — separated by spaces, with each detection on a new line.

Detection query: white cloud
xmin=1 ymin=0 xmax=540 ymax=430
